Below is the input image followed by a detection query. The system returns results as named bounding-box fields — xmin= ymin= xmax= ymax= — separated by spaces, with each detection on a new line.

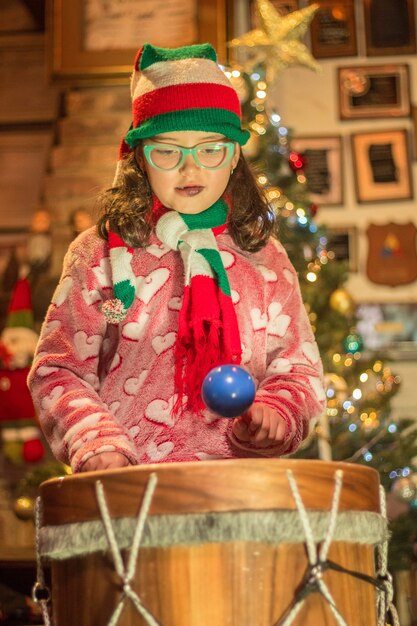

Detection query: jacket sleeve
xmin=27 ymin=237 xmax=139 ymax=472
xmin=229 ymin=240 xmax=325 ymax=457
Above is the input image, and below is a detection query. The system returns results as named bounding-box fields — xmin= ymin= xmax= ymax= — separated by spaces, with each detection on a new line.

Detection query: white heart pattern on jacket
xmin=74 ymin=331 xmax=102 ymax=360
xmin=267 ymin=357 xmax=292 ymax=374
xmin=42 ymin=319 xmax=61 ymax=337
xmin=136 ymin=268 xmax=170 ymax=304
xmin=145 ymin=396 xmax=177 ymax=426
xmin=129 ymin=425 xmax=140 ymax=438
xmin=124 ymin=370 xmax=149 ymax=395
xmin=308 ymin=376 xmax=326 ymax=401
xmin=52 ymin=276 xmax=73 ymax=306
xmin=92 ymin=257 xmax=112 ymax=288
xmin=82 ymin=373 xmax=100 ymax=390
xmin=152 ymin=332 xmax=176 ymax=355
xmin=267 ymin=302 xmax=291 ymax=337
xmin=250 ymin=308 xmax=268 ymax=331
xmin=68 ymin=397 xmax=93 ymax=408
xmin=231 ymin=290 xmax=240 ymax=304
xmin=220 ymin=250 xmax=235 ymax=268
xmin=36 ymin=365 xmax=59 ymax=378
xmin=82 ymin=287 xmax=102 ymax=306
xmin=41 ymin=385 xmax=64 ymax=410
xmin=168 ymin=296 xmax=182 ymax=310
xmin=122 ymin=311 xmax=150 ymax=341
xmin=258 ymin=265 xmax=278 ymax=282
xmin=283 ymin=268 xmax=295 ymax=284
xmin=302 ymin=341 xmax=320 ymax=364
xmin=241 ymin=343 xmax=252 ymax=364
xmin=146 ymin=440 xmax=174 ymax=461
xmin=146 ymin=242 xmax=170 ymax=258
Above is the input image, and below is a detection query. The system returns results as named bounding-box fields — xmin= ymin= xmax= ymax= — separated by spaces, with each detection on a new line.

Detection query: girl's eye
xmin=154 ymin=149 xmax=178 ymax=156
xmin=200 ymin=146 xmax=222 ymax=155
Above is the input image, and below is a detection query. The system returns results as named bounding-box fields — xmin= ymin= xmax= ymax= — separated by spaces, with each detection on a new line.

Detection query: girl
xmin=28 ymin=43 xmax=325 ymax=473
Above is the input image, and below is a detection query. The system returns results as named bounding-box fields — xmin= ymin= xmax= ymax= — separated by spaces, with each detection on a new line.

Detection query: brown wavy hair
xmin=97 ymin=150 xmax=273 ymax=252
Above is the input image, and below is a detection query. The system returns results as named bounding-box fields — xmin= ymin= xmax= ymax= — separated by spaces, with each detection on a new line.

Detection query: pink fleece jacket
xmin=28 ymin=227 xmax=325 ymax=472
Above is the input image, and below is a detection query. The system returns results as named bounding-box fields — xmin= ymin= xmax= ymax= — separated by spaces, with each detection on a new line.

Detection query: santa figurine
xmin=0 ymin=277 xmax=45 ymax=464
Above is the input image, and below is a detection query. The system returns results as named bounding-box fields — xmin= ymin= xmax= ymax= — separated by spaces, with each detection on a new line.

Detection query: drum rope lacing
xmin=33 ymin=496 xmax=52 ymax=626
xmin=32 ymin=468 xmax=400 ymax=626
xmin=32 ymin=473 xmax=162 ymax=626
xmin=95 ymin=472 xmax=162 ymax=626
xmin=273 ymin=469 xmax=400 ymax=626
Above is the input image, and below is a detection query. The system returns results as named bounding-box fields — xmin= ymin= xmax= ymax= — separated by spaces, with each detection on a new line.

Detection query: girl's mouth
xmin=175 ymin=186 xmax=204 ymax=197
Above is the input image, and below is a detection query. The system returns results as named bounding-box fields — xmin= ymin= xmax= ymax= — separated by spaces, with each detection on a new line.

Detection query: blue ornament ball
xmin=202 ymin=365 xmax=256 ymax=418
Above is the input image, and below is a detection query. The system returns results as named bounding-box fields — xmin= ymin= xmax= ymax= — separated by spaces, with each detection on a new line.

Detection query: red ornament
xmin=310 ymin=203 xmax=319 ymax=217
xmin=288 ymin=151 xmax=306 ymax=171
xmin=23 ymin=438 xmax=45 ymax=463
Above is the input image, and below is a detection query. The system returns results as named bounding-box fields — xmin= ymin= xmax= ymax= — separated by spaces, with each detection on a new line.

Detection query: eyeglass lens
xmin=149 ymin=143 xmax=231 ymax=170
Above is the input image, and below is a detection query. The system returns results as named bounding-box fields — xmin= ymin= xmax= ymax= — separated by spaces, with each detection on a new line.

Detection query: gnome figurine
xmin=0 ymin=278 xmax=44 ymax=464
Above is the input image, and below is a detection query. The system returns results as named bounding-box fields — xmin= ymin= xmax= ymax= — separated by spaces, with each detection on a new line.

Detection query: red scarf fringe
xmin=173 ymin=277 xmax=241 ymax=416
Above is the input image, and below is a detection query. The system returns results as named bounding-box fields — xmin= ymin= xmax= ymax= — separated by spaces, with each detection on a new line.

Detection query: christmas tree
xmin=227 ymin=0 xmax=417 ymax=572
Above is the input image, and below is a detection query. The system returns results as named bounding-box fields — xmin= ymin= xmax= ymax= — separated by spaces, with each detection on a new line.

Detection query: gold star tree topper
xmin=229 ymin=0 xmax=320 ymax=82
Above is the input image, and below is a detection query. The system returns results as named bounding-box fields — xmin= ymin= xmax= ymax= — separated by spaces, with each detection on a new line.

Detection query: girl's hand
xmin=232 ymin=403 xmax=287 ymax=447
xmin=80 ymin=452 xmax=130 ymax=472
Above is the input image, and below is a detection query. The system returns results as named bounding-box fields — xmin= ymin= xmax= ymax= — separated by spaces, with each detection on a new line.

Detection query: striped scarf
xmin=102 ymin=198 xmax=242 ymax=414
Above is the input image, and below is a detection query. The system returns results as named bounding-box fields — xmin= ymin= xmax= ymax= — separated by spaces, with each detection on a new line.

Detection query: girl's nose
xmin=179 ymin=153 xmax=199 ymax=174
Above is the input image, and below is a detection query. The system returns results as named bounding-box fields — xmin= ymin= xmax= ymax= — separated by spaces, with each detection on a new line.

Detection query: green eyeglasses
xmin=142 ymin=141 xmax=235 ymax=171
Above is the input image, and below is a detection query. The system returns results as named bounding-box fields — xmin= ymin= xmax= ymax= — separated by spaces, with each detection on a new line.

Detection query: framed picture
xmin=338 ymin=64 xmax=410 ymax=120
xmin=250 ymin=0 xmax=299 ymax=26
xmin=325 ymin=226 xmax=358 ymax=271
xmin=364 ymin=0 xmax=416 ymax=56
xmin=291 ymin=136 xmax=343 ymax=206
xmin=0 ymin=130 xmax=53 ymax=230
xmin=0 ymin=34 xmax=59 ymax=124
xmin=48 ymin=0 xmax=231 ymax=84
xmin=351 ymin=129 xmax=412 ymax=203
xmin=356 ymin=302 xmax=417 ymax=354
xmin=309 ymin=0 xmax=357 ymax=58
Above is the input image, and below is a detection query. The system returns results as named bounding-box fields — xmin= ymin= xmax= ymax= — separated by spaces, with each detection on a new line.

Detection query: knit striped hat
xmin=123 ymin=42 xmax=250 ymax=148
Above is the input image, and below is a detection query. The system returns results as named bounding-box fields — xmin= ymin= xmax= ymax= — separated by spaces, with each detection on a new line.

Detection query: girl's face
xmin=137 ymin=131 xmax=240 ymax=214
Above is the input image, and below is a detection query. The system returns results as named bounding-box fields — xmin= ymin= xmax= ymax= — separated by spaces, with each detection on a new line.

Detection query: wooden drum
xmin=38 ymin=459 xmax=387 ymax=626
